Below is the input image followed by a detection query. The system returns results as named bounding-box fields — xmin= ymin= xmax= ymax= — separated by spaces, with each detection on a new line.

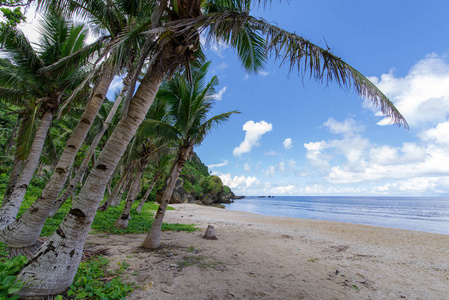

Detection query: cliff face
xmin=156 ymin=178 xmax=235 ymax=205
xmin=155 ymin=153 xmax=237 ymax=205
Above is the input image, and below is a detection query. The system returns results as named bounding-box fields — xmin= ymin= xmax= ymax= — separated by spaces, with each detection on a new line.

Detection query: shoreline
xmin=88 ymin=204 xmax=449 ymax=299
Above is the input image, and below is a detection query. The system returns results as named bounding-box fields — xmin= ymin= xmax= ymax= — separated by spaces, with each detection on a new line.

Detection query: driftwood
xmin=203 ymin=225 xmax=217 ymax=240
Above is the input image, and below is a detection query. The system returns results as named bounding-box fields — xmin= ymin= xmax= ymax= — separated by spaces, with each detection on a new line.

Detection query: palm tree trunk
xmin=0 ymin=65 xmax=115 ymax=247
xmin=97 ymin=171 xmax=128 ymax=211
xmin=1 ymin=116 xmax=25 ymax=208
xmin=142 ymin=146 xmax=191 ymax=249
xmin=114 ymin=169 xmax=143 ymax=229
xmin=1 ymin=154 xmax=23 ymax=208
xmin=49 ymin=84 xmax=125 ymax=217
xmin=16 ymin=48 xmax=175 ymax=297
xmin=136 ymin=177 xmax=157 ymax=213
xmin=0 ymin=111 xmax=53 ymax=230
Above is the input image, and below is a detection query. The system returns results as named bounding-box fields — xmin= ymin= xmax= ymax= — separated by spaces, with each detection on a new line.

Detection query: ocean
xmin=224 ymin=196 xmax=449 ymax=235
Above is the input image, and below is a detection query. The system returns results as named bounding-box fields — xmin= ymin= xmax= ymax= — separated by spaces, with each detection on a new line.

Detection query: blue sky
xmin=196 ymin=1 xmax=449 ymax=197
xmin=17 ymin=1 xmax=449 ymax=196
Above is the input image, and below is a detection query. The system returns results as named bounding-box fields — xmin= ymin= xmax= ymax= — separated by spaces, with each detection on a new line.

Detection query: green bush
xmin=0 ymin=243 xmax=27 ymax=300
xmin=67 ymin=256 xmax=133 ymax=300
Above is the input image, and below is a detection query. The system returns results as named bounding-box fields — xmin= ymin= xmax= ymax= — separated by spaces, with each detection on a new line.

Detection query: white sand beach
xmin=86 ymin=204 xmax=449 ymax=299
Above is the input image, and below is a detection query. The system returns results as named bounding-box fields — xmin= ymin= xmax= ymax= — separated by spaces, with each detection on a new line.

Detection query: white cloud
xmin=200 ymin=36 xmax=230 ymax=57
xmin=270 ymin=185 xmax=295 ymax=195
xmin=263 ymin=165 xmax=276 ymax=177
xmin=258 ymin=70 xmax=269 ymax=76
xmin=218 ymin=173 xmax=260 ymax=189
xmin=244 ymin=163 xmax=250 ymax=172
xmin=304 ymin=141 xmax=330 ymax=170
xmin=283 ymin=138 xmax=293 ymax=150
xmin=419 ymin=121 xmax=449 ymax=145
xmin=323 ymin=118 xmax=364 ymax=135
xmin=370 ymin=54 xmax=449 ymax=127
xmin=233 ymin=121 xmax=273 ymax=156
xmin=208 ymin=160 xmax=228 ymax=169
xmin=212 ymin=86 xmax=227 ymax=101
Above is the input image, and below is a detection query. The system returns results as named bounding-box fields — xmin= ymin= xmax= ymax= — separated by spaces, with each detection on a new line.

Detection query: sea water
xmin=224 ymin=196 xmax=449 ymax=235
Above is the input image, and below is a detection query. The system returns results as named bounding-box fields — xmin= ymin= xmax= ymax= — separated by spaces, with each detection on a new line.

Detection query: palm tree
xmin=47 ymin=75 xmax=131 ymax=217
xmin=16 ymin=1 xmax=407 ymax=297
xmin=0 ymin=0 xmax=151 ymax=247
xmin=142 ymin=61 xmax=239 ymax=249
xmin=0 ymin=9 xmax=88 ymax=229
xmin=115 ymin=96 xmax=173 ymax=228
xmin=136 ymin=153 xmax=173 ymax=213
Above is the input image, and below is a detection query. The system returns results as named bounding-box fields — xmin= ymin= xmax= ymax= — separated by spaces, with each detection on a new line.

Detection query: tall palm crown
xmin=151 ymin=61 xmax=239 ymax=150
xmin=0 ymin=10 xmax=88 ymax=157
xmin=112 ymin=0 xmax=406 ymax=127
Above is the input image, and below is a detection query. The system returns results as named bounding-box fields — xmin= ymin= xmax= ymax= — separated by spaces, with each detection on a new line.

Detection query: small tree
xmin=141 ymin=61 xmax=239 ymax=249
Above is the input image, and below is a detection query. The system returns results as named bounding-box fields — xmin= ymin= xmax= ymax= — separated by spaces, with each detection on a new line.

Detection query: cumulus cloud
xmin=304 ymin=141 xmax=330 ymax=170
xmin=419 ymin=121 xmax=449 ymax=145
xmin=212 ymin=86 xmax=227 ymax=101
xmin=233 ymin=121 xmax=273 ymax=156
xmin=303 ymin=118 xmax=449 ymax=194
xmin=323 ymin=118 xmax=364 ymax=135
xmin=219 ymin=173 xmax=260 ymax=189
xmin=208 ymin=160 xmax=228 ymax=169
xmin=283 ymin=138 xmax=293 ymax=150
xmin=244 ymin=163 xmax=250 ymax=172
xmin=370 ymin=54 xmax=449 ymax=127
xmin=270 ymin=185 xmax=295 ymax=195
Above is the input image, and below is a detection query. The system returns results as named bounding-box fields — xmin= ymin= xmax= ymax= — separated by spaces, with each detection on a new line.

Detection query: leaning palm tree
xmin=16 ymin=1 xmax=407 ymax=297
xmin=115 ymin=96 xmax=173 ymax=229
xmin=0 ymin=0 xmax=151 ymax=248
xmin=0 ymin=9 xmax=88 ymax=229
xmin=136 ymin=153 xmax=173 ymax=213
xmin=142 ymin=61 xmax=239 ymax=249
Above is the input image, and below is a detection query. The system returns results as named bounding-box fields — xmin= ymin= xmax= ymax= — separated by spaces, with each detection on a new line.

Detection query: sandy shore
xmin=86 ymin=204 xmax=449 ymax=299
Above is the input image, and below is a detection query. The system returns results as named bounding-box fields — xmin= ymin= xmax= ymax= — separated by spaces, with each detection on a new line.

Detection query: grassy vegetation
xmin=66 ymin=256 xmax=134 ymax=300
xmin=5 ymin=181 xmax=196 ymax=237
xmin=91 ymin=201 xmax=196 ymax=235
xmin=0 ymin=180 xmax=197 ymax=299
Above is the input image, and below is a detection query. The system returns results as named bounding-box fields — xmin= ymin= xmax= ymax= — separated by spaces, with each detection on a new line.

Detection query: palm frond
xmin=247 ymin=17 xmax=408 ymax=128
xmin=16 ymin=104 xmax=38 ymax=160
xmin=139 ymin=119 xmax=180 ymax=143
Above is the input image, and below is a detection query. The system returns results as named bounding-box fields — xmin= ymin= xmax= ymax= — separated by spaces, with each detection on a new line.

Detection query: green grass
xmin=91 ymin=201 xmax=196 ymax=235
xmin=66 ymin=256 xmax=134 ymax=300
xmin=1 ymin=181 xmax=195 ymax=237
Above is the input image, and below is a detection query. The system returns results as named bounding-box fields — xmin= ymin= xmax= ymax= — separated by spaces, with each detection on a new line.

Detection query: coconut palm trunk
xmin=0 ymin=66 xmax=115 ymax=247
xmin=16 ymin=46 xmax=178 ymax=297
xmin=142 ymin=146 xmax=191 ymax=249
xmin=1 ymin=116 xmax=25 ymax=208
xmin=0 ymin=111 xmax=53 ymax=230
xmin=136 ymin=177 xmax=158 ymax=213
xmin=1 ymin=153 xmax=23 ymax=209
xmin=97 ymin=170 xmax=128 ymax=211
xmin=49 ymin=82 xmax=126 ymax=217
xmin=114 ymin=169 xmax=143 ymax=229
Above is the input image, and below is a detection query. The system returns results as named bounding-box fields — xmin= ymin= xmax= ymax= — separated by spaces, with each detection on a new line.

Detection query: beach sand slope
xmin=86 ymin=204 xmax=449 ymax=299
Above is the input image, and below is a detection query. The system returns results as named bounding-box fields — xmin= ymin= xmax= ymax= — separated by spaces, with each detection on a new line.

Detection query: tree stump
xmin=203 ymin=225 xmax=217 ymax=240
